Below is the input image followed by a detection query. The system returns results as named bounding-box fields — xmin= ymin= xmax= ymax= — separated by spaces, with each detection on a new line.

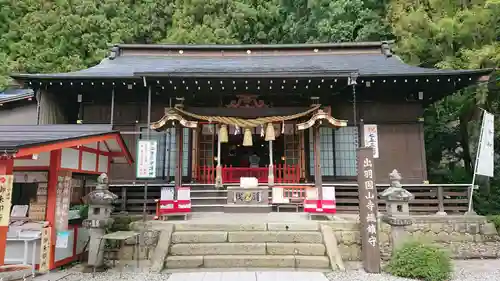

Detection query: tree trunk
xmin=459 ymin=114 xmax=473 ymax=176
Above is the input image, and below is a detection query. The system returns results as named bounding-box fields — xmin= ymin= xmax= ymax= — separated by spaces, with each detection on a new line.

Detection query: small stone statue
xmin=380 ymin=169 xmax=414 ymax=202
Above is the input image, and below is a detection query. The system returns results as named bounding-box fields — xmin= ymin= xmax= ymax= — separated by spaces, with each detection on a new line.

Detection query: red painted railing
xmin=196 ymin=164 xmax=300 ymax=184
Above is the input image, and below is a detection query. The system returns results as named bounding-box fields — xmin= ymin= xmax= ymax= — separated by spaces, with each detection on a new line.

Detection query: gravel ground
xmin=55 ymin=272 xmax=169 ymax=281
xmin=43 ymin=259 xmax=500 ymax=281
xmin=326 ymin=259 xmax=500 ymax=281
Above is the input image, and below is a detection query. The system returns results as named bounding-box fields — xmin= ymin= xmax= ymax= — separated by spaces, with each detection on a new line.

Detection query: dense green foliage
xmin=0 ymin=0 xmax=499 ymax=213
xmin=385 ymin=241 xmax=452 ymax=281
xmin=0 ymin=0 xmax=391 ymax=87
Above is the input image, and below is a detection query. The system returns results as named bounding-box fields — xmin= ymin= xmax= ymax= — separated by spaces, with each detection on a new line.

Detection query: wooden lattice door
xmin=283 ymin=122 xmax=301 ymax=181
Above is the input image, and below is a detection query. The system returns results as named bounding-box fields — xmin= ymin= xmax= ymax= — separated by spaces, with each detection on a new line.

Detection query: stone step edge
xmin=173 ymin=222 xmax=320 ymax=232
xmin=165 ymin=255 xmax=331 ymax=269
xmin=171 ymin=232 xmax=323 ymax=244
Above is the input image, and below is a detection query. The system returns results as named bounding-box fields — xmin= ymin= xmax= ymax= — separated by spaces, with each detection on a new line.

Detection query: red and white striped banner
xmin=304 ymin=199 xmax=336 ymax=214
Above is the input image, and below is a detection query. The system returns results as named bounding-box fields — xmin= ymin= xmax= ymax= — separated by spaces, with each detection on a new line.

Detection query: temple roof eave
xmin=11 ymin=68 xmax=492 ymax=81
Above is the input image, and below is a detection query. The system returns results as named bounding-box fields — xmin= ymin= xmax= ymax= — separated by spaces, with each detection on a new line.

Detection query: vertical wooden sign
xmin=357 ymin=147 xmax=381 ymax=273
xmin=0 ymin=175 xmax=13 ymax=226
xmin=55 ymin=171 xmax=72 ymax=230
xmin=39 ymin=226 xmax=52 ymax=273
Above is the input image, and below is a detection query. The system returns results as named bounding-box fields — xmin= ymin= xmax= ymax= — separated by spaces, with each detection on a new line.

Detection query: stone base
xmin=158 ymin=212 xmax=191 ymax=221
xmin=223 ymin=204 xmax=272 ymax=213
xmin=80 ymin=264 xmax=108 ymax=273
xmin=465 ymin=210 xmax=478 ymax=216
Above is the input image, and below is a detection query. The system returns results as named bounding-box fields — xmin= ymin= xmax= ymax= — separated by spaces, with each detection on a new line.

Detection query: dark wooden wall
xmin=332 ymin=101 xmax=426 ymax=184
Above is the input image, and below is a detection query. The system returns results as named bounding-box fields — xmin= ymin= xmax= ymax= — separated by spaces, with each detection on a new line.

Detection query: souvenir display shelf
xmin=4 ymin=172 xmax=90 ymax=271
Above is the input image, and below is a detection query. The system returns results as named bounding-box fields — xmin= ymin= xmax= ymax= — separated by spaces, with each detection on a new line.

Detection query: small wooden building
xmin=10 ymin=41 xmax=491 ymax=213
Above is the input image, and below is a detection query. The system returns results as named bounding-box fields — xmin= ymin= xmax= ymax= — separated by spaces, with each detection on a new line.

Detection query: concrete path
xmin=167 ymin=271 xmax=328 ymax=281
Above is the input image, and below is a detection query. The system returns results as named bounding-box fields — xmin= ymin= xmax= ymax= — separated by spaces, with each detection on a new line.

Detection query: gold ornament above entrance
xmin=226 ymin=94 xmax=268 ymax=108
xmin=150 ymin=108 xmax=198 ymax=131
xmin=296 ymin=109 xmax=347 ymax=130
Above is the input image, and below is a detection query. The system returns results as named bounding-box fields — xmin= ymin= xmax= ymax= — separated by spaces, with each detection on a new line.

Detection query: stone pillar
xmin=356 ymin=147 xmax=381 ymax=273
xmin=83 ymin=173 xmax=117 ymax=270
xmin=380 ymin=169 xmax=414 ymax=253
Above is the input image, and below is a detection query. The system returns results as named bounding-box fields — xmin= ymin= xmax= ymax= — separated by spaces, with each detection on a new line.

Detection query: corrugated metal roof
xmin=0 ymin=124 xmax=114 ymax=151
xmin=10 ymin=42 xmax=492 ymax=80
xmin=0 ymin=88 xmax=34 ymax=104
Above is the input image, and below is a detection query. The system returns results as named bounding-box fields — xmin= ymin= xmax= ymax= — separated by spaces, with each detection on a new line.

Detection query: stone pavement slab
xmin=167 ymin=271 xmax=328 ymax=281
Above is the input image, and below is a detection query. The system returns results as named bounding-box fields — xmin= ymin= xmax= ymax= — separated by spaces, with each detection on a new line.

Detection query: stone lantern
xmin=82 ymin=173 xmax=118 ymax=269
xmin=380 ymin=170 xmax=414 ymax=252
xmin=380 ymin=170 xmax=414 ymax=218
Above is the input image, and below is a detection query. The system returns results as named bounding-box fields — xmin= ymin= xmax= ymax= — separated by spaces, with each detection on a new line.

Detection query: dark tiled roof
xmin=0 ymin=88 xmax=34 ymax=104
xmin=0 ymin=124 xmax=114 ymax=152
xmin=10 ymin=42 xmax=492 ymax=80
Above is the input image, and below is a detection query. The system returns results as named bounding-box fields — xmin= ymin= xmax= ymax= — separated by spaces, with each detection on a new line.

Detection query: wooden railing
xmin=196 ymin=164 xmax=300 ymax=184
xmin=327 ymin=183 xmax=473 ymax=214
xmin=104 ymin=182 xmax=473 ymax=215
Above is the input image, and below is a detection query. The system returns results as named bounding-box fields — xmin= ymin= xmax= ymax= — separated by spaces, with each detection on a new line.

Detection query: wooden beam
xmin=0 ymin=159 xmax=14 ymax=266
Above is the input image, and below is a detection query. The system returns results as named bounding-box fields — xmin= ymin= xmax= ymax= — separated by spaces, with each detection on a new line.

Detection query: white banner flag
xmin=475 ymin=111 xmax=494 ymax=177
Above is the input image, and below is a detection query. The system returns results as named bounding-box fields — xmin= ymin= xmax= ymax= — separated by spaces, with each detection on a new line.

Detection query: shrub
xmin=487 ymin=215 xmax=500 ymax=231
xmin=108 ymin=215 xmax=141 ymax=232
xmin=385 ymin=241 xmax=452 ymax=281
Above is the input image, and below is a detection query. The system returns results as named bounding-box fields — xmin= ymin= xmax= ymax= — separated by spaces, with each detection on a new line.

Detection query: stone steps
xmin=170 ymin=242 xmax=326 ymax=255
xmin=190 ymin=185 xmax=227 ymax=212
xmin=163 ymin=222 xmax=337 ymax=270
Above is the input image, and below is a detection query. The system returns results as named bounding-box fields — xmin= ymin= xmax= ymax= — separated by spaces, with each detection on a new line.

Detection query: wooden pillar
xmin=215 ymin=125 xmax=222 ymax=188
xmin=313 ymin=125 xmax=323 ymax=199
xmin=191 ymin=128 xmax=199 ymax=180
xmin=46 ymin=149 xmax=61 ymax=270
xmin=268 ymin=140 xmax=274 ymax=186
xmin=0 ymin=158 xmax=14 ymax=266
xmin=299 ymin=130 xmax=306 ymax=179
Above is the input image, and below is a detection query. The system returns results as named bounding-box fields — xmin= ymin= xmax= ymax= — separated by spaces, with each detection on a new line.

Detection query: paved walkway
xmin=167 ymin=271 xmax=328 ymax=281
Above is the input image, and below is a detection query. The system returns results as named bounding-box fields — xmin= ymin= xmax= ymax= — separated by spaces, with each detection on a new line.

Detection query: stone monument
xmin=380 ymin=169 xmax=414 ymax=252
xmin=224 ymin=177 xmax=270 ymax=213
xmin=82 ymin=173 xmax=118 ymax=270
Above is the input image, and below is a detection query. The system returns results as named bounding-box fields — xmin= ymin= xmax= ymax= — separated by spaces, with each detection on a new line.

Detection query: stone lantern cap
xmin=379 ymin=169 xmax=414 ymax=202
xmin=85 ymin=173 xmax=118 ymax=205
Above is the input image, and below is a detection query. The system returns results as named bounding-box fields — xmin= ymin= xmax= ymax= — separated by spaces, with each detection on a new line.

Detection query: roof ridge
xmin=109 ymin=41 xmax=394 ymax=53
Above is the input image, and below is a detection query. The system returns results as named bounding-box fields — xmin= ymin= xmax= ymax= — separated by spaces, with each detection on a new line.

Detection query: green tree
xmin=388 ymin=0 xmax=500 ymax=213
